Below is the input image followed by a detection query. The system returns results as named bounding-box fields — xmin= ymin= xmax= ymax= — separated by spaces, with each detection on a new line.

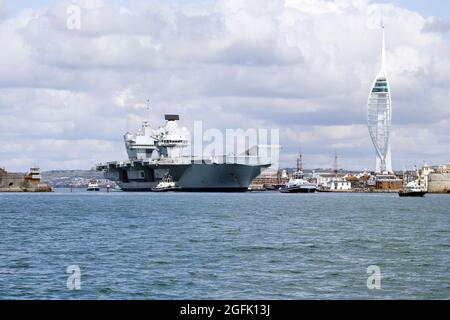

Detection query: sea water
xmin=0 ymin=190 xmax=449 ymax=299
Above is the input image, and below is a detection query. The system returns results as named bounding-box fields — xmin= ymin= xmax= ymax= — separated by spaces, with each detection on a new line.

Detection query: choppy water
xmin=0 ymin=190 xmax=449 ymax=300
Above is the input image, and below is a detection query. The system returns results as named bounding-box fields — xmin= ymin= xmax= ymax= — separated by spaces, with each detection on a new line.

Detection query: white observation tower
xmin=367 ymin=24 xmax=393 ymax=174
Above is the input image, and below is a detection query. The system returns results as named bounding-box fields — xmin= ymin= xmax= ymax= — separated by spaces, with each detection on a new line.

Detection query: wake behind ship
xmin=96 ymin=115 xmax=272 ymax=192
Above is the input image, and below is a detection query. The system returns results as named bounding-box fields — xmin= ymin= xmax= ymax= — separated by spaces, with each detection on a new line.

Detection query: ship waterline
xmin=99 ymin=161 xmax=268 ymax=192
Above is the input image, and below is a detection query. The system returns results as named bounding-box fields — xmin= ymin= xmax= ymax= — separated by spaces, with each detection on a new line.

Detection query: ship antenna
xmin=297 ymin=149 xmax=303 ymax=172
xmin=146 ymin=98 xmax=151 ymax=121
xmin=333 ymin=150 xmax=339 ymax=179
xmin=381 ymin=20 xmax=386 ymax=75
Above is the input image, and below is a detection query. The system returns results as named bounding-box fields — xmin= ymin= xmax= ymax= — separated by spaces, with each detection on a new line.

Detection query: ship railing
xmin=156 ymin=157 xmax=192 ymax=165
xmin=211 ymin=155 xmax=265 ymax=165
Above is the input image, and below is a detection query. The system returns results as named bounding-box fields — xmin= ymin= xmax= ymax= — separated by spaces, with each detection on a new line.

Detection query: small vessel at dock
xmin=151 ymin=174 xmax=181 ymax=192
xmin=87 ymin=179 xmax=100 ymax=191
xmin=279 ymin=173 xmax=317 ymax=193
xmin=279 ymin=153 xmax=317 ymax=194
xmin=399 ymin=181 xmax=427 ymax=197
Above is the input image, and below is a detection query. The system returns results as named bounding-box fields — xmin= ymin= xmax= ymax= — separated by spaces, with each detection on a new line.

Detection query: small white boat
xmin=87 ymin=179 xmax=100 ymax=191
xmin=279 ymin=153 xmax=317 ymax=194
xmin=279 ymin=171 xmax=317 ymax=193
xmin=151 ymin=174 xmax=181 ymax=192
xmin=399 ymin=181 xmax=427 ymax=197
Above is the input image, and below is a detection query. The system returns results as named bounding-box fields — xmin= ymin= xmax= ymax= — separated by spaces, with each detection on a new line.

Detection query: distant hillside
xmin=42 ymin=170 xmax=107 ymax=188
xmin=42 ymin=170 xmax=103 ymax=180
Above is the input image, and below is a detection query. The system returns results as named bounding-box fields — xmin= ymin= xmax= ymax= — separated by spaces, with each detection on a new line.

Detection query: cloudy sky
xmin=0 ymin=0 xmax=449 ymax=172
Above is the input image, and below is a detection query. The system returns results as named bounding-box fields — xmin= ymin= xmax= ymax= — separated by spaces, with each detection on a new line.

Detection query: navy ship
xmin=96 ymin=115 xmax=272 ymax=192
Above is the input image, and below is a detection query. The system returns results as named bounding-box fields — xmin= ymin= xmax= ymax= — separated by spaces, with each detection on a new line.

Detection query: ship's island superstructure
xmin=96 ymin=115 xmax=272 ymax=192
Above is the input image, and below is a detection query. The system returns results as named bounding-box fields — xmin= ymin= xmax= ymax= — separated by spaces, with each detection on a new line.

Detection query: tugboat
xmin=151 ymin=174 xmax=181 ymax=192
xmin=279 ymin=153 xmax=317 ymax=194
xmin=87 ymin=179 xmax=100 ymax=191
xmin=398 ymin=181 xmax=427 ymax=197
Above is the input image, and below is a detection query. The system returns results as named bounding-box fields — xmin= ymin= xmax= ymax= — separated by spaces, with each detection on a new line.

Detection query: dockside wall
xmin=427 ymin=173 xmax=450 ymax=193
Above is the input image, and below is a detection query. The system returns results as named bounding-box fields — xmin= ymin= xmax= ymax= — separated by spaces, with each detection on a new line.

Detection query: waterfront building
xmin=345 ymin=175 xmax=361 ymax=189
xmin=0 ymin=167 xmax=52 ymax=192
xmin=325 ymin=179 xmax=352 ymax=191
xmin=312 ymin=172 xmax=336 ymax=187
xmin=312 ymin=171 xmax=353 ymax=191
xmin=374 ymin=174 xmax=402 ymax=191
xmin=367 ymin=25 xmax=393 ymax=174
xmin=417 ymin=162 xmax=450 ymax=193
xmin=250 ymin=169 xmax=289 ymax=190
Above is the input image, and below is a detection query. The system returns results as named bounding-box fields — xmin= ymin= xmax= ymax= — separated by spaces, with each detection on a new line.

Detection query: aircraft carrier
xmin=96 ymin=115 xmax=272 ymax=192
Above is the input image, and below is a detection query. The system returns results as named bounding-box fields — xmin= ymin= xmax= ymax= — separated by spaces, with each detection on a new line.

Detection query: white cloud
xmin=0 ymin=0 xmax=449 ymax=171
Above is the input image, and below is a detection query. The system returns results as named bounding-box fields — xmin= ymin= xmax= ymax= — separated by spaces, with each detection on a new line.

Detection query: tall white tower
xmin=367 ymin=25 xmax=393 ymax=174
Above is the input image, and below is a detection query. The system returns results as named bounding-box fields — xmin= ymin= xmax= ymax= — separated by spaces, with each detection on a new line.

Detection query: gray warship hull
xmin=97 ymin=160 xmax=269 ymax=192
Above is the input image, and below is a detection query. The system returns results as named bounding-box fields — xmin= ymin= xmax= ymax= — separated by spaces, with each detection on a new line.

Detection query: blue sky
xmin=3 ymin=0 xmax=47 ymax=14
xmin=378 ymin=0 xmax=450 ymax=40
xmin=379 ymin=0 xmax=450 ymax=20
xmin=4 ymin=0 xmax=450 ymax=20
xmin=3 ymin=0 xmax=212 ymax=15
